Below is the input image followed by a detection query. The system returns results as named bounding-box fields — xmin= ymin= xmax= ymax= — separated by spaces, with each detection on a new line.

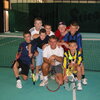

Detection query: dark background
xmin=0 ymin=0 xmax=4 ymax=33
xmin=9 ymin=3 xmax=100 ymax=33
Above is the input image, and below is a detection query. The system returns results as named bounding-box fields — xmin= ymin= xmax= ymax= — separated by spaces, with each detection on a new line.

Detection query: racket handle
xmin=32 ymin=74 xmax=36 ymax=85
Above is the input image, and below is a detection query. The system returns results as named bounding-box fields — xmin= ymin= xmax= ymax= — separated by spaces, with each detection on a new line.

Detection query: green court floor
xmin=0 ymin=68 xmax=100 ymax=100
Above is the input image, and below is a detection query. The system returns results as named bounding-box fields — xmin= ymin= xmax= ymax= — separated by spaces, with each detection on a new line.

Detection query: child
xmin=63 ymin=22 xmax=87 ymax=85
xmin=44 ymin=24 xmax=54 ymax=36
xmin=12 ymin=31 xmax=37 ymax=89
xmin=29 ymin=29 xmax=49 ymax=81
xmin=29 ymin=17 xmax=43 ymax=40
xmin=63 ymin=40 xmax=83 ymax=90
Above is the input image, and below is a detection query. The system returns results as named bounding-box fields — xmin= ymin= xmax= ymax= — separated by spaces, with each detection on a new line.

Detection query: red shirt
xmin=55 ymin=26 xmax=70 ymax=52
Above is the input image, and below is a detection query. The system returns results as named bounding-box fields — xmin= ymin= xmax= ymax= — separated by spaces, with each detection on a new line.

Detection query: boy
xmin=63 ymin=40 xmax=83 ymax=90
xmin=63 ymin=22 xmax=87 ymax=85
xmin=12 ymin=31 xmax=37 ymax=89
xmin=40 ymin=35 xmax=64 ymax=86
xmin=29 ymin=29 xmax=49 ymax=81
xmin=29 ymin=17 xmax=43 ymax=40
xmin=44 ymin=24 xmax=54 ymax=36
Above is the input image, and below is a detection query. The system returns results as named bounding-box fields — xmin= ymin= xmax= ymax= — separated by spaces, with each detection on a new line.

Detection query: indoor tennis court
xmin=0 ymin=0 xmax=100 ymax=100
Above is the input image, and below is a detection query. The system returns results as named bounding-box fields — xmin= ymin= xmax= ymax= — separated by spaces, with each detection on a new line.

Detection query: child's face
xmin=70 ymin=25 xmax=79 ymax=35
xmin=24 ymin=34 xmax=31 ymax=42
xmin=69 ymin=43 xmax=77 ymax=52
xmin=40 ymin=33 xmax=46 ymax=40
xmin=58 ymin=25 xmax=66 ymax=33
xmin=44 ymin=25 xmax=51 ymax=34
xmin=34 ymin=20 xmax=42 ymax=29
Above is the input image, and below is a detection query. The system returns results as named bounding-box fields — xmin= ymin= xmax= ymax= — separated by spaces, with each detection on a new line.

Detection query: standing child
xmin=29 ymin=17 xmax=43 ymax=40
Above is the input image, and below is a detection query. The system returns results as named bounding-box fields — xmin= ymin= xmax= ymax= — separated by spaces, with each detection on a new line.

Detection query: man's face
xmin=49 ymin=38 xmax=57 ymax=49
xmin=70 ymin=25 xmax=79 ymax=35
xmin=34 ymin=20 xmax=42 ymax=29
xmin=69 ymin=43 xmax=77 ymax=52
xmin=40 ymin=33 xmax=46 ymax=40
xmin=58 ymin=25 xmax=66 ymax=33
xmin=44 ymin=25 xmax=51 ymax=34
xmin=24 ymin=34 xmax=31 ymax=42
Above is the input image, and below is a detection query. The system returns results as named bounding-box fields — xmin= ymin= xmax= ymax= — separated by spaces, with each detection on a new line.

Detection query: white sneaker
xmin=77 ymin=82 xmax=82 ymax=90
xmin=39 ymin=80 xmax=48 ymax=87
xmin=82 ymin=78 xmax=87 ymax=85
xmin=16 ymin=80 xmax=22 ymax=89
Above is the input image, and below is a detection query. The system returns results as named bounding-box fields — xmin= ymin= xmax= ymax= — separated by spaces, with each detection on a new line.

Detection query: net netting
xmin=0 ymin=33 xmax=100 ymax=72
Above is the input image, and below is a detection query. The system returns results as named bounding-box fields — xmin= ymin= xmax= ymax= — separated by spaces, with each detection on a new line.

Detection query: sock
xmin=16 ymin=77 xmax=20 ymax=81
xmin=82 ymin=75 xmax=85 ymax=79
xmin=44 ymin=76 xmax=48 ymax=81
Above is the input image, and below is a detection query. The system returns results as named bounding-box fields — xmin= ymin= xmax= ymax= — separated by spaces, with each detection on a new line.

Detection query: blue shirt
xmin=18 ymin=41 xmax=37 ymax=65
xmin=62 ymin=32 xmax=82 ymax=50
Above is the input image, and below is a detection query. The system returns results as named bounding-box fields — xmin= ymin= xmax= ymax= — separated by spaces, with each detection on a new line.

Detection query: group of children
xmin=12 ymin=17 xmax=87 ymax=90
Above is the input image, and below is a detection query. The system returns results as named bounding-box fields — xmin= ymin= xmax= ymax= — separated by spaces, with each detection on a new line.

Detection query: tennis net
xmin=0 ymin=33 xmax=100 ymax=72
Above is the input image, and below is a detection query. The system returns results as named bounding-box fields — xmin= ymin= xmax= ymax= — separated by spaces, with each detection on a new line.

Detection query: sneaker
xmin=39 ymin=80 xmax=48 ymax=87
xmin=77 ymin=82 xmax=82 ymax=90
xmin=16 ymin=80 xmax=22 ymax=89
xmin=82 ymin=78 xmax=87 ymax=85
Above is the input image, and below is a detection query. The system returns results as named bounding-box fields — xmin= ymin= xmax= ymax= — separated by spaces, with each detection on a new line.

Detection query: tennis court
xmin=0 ymin=32 xmax=100 ymax=100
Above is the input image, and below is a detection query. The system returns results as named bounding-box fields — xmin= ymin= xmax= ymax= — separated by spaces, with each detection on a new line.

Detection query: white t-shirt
xmin=48 ymin=31 xmax=54 ymax=36
xmin=29 ymin=26 xmax=43 ymax=40
xmin=43 ymin=45 xmax=64 ymax=66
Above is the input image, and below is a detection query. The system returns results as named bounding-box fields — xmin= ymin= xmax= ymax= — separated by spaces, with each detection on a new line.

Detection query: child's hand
xmin=30 ymin=64 xmax=34 ymax=70
xmin=64 ymin=75 xmax=68 ymax=82
xmin=34 ymin=51 xmax=38 ymax=56
xmin=28 ymin=53 xmax=33 ymax=58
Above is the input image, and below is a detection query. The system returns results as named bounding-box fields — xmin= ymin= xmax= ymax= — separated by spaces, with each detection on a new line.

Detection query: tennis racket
xmin=46 ymin=67 xmax=60 ymax=92
xmin=30 ymin=64 xmax=36 ymax=85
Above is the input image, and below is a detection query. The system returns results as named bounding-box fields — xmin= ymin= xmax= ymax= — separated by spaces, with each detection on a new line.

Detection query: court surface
xmin=0 ymin=32 xmax=100 ymax=100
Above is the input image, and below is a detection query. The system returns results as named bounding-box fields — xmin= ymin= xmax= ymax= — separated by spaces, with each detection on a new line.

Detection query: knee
xmin=22 ymin=76 xmax=28 ymax=80
xmin=42 ymin=63 xmax=49 ymax=70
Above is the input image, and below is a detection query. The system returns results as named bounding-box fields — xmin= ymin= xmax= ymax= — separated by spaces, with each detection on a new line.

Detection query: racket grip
xmin=32 ymin=74 xmax=36 ymax=82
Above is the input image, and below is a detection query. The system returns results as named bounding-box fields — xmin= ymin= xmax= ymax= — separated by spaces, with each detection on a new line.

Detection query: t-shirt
xmin=55 ymin=26 xmax=70 ymax=39
xmin=63 ymin=50 xmax=83 ymax=69
xmin=31 ymin=35 xmax=49 ymax=49
xmin=62 ymin=32 xmax=82 ymax=50
xmin=43 ymin=45 xmax=64 ymax=65
xmin=29 ymin=26 xmax=44 ymax=40
xmin=18 ymin=41 xmax=37 ymax=65
xmin=48 ymin=31 xmax=54 ymax=36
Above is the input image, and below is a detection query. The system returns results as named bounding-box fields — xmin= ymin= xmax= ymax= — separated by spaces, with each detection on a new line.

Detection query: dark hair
xmin=69 ymin=40 xmax=77 ymax=44
xmin=70 ymin=21 xmax=79 ymax=26
xmin=39 ymin=28 xmax=46 ymax=34
xmin=44 ymin=24 xmax=52 ymax=27
xmin=34 ymin=17 xmax=42 ymax=23
xmin=23 ymin=31 xmax=31 ymax=36
xmin=49 ymin=35 xmax=58 ymax=41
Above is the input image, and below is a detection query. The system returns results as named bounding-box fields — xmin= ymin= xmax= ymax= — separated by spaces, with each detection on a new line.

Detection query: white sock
xmin=43 ymin=76 xmax=48 ymax=81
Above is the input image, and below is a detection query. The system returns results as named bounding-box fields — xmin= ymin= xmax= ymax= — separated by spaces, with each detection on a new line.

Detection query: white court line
xmin=0 ymin=39 xmax=21 ymax=47
xmin=0 ymin=35 xmax=23 ymax=38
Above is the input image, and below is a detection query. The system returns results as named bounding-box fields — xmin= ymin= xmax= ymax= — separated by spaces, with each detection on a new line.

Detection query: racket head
xmin=46 ymin=77 xmax=60 ymax=92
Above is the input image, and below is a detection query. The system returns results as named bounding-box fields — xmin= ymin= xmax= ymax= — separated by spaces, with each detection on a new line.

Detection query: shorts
xmin=36 ymin=47 xmax=43 ymax=66
xmin=15 ymin=59 xmax=30 ymax=76
xmin=51 ymin=64 xmax=63 ymax=74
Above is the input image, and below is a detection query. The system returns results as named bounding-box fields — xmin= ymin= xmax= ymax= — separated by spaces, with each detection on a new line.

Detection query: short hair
xmin=69 ymin=40 xmax=77 ymax=44
xmin=23 ymin=31 xmax=31 ymax=36
xmin=70 ymin=21 xmax=79 ymax=27
xmin=44 ymin=24 xmax=51 ymax=27
xmin=39 ymin=28 xmax=46 ymax=34
xmin=34 ymin=17 xmax=42 ymax=23
xmin=49 ymin=35 xmax=58 ymax=41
